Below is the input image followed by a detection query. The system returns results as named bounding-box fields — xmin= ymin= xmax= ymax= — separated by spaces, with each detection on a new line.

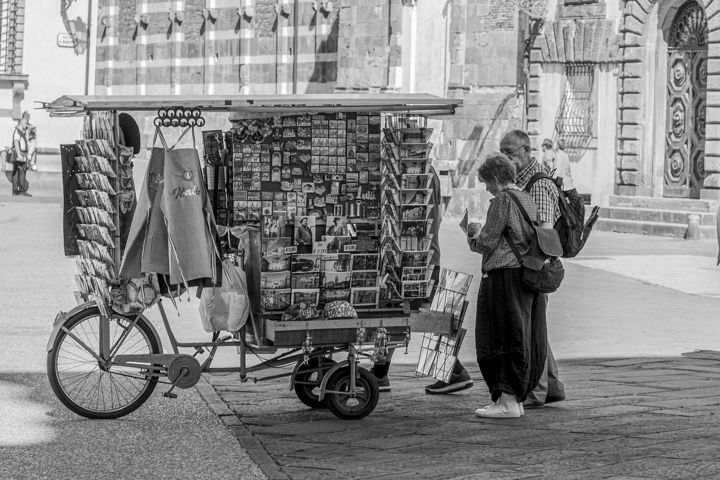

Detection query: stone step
xmin=599 ymin=206 xmax=717 ymax=226
xmin=609 ymin=195 xmax=719 ymax=212
xmin=594 ymin=218 xmax=716 ymax=239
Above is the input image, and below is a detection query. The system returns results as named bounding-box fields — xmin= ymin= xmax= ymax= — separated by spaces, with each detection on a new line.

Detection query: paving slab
xmin=201 ymin=354 xmax=720 ymax=479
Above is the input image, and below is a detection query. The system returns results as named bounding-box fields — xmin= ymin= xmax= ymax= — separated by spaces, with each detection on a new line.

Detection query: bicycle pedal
xmin=163 ymin=391 xmax=178 ymax=399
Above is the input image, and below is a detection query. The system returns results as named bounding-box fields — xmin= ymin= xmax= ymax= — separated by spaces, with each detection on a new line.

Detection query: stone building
xmin=529 ymin=0 xmax=718 ymax=235
xmin=0 ymin=0 xmax=87 ymax=154
xmin=89 ymin=0 xmax=720 ymax=233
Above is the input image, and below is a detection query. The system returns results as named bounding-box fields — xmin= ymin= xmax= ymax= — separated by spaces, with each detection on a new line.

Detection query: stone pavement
xmin=200 ymin=351 xmax=720 ymax=480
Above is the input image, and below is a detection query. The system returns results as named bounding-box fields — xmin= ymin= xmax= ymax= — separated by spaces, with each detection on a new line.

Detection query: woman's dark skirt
xmin=475 ymin=268 xmax=547 ymax=402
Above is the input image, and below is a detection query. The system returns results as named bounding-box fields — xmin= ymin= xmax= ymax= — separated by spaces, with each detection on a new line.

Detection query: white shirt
xmin=553 ymin=149 xmax=574 ymax=191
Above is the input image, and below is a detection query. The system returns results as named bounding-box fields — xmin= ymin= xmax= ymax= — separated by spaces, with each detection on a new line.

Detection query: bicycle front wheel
xmin=47 ymin=306 xmax=161 ymax=419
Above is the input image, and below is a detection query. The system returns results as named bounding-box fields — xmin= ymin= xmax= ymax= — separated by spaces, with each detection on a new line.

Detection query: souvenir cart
xmin=43 ymin=94 xmax=462 ymax=420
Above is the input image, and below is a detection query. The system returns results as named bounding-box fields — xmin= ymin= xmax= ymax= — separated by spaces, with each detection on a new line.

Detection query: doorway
xmin=664 ymin=0 xmax=708 ymax=199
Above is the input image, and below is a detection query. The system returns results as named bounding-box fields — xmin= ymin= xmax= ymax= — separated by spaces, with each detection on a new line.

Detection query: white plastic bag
xmin=199 ymin=258 xmax=250 ymax=332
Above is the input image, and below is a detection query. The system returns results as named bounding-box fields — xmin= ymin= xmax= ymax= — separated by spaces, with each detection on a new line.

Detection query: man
xmin=371 ymin=165 xmax=474 ymax=394
xmin=11 ymin=111 xmax=31 ymax=196
xmin=499 ymin=129 xmax=565 ymax=407
xmin=295 ymin=216 xmax=313 ymax=253
xmin=326 ymin=217 xmax=346 ymax=236
xmin=540 ymin=138 xmax=555 ymax=173
xmin=553 ymin=138 xmax=576 ymax=194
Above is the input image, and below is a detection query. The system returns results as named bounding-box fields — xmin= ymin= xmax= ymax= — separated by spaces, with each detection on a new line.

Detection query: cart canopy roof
xmin=43 ymin=94 xmax=461 ymax=117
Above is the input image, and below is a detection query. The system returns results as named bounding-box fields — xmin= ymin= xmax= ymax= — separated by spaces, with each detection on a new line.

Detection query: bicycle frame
xmin=104 ymin=299 xmax=407 ymax=396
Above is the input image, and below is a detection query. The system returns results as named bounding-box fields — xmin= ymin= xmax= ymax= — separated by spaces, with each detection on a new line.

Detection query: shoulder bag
xmin=502 ymin=190 xmax=565 ymax=294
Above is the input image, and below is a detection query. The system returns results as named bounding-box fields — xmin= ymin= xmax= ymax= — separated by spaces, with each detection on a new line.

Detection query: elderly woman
xmin=468 ymin=153 xmax=547 ymax=418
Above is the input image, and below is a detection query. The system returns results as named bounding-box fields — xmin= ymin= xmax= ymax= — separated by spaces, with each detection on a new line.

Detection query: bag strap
xmin=502 ymin=190 xmax=535 ymax=265
xmin=524 ymin=172 xmax=553 ymax=193
xmin=506 ymin=190 xmax=537 ymax=228
xmin=502 ymin=230 xmax=524 ymax=264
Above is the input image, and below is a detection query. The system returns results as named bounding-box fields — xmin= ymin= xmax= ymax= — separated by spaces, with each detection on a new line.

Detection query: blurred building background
xmin=8 ymin=0 xmax=719 ymax=235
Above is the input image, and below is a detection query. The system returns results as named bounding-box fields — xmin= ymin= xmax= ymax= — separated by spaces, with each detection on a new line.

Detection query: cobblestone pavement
xmin=203 ymin=351 xmax=720 ymax=480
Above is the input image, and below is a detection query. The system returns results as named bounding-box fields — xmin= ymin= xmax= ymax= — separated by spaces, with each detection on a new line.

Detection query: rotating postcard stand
xmin=44 ymin=94 xmax=462 ymax=421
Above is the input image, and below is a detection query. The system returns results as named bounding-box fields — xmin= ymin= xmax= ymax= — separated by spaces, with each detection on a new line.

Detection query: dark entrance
xmin=664 ymin=1 xmax=708 ymax=199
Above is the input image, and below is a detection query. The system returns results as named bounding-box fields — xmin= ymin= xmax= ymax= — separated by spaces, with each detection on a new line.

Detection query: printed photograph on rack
xmin=261 ymin=271 xmax=291 ymax=290
xmin=401 ymin=280 xmax=431 ymax=299
xmin=321 ymin=253 xmax=352 ymax=272
xmin=262 ymin=214 xmax=287 ymax=238
xmin=262 ymin=237 xmax=292 ymax=255
xmin=321 ymin=235 xmax=353 ymax=254
xmin=323 ymin=271 xmax=352 ymax=290
xmin=294 ymin=215 xmax=315 ymax=253
xmin=292 ymin=289 xmax=320 ymax=307
xmin=401 ymin=173 xmax=432 ymax=190
xmin=291 ymin=254 xmax=321 ymax=273
xmin=351 ymin=287 xmax=379 ymax=308
xmin=351 ymin=271 xmax=378 ymax=288
xmin=401 ymin=189 xmax=432 ymax=205
xmin=291 ymin=272 xmax=321 ymax=289
xmin=261 ymin=289 xmax=291 ymax=312
xmin=261 ymin=254 xmax=290 ymax=272
xmin=402 ymin=266 xmax=429 ymax=282
xmin=351 ymin=253 xmax=379 ymax=271
xmin=401 ymin=250 xmax=434 ymax=269
xmin=320 ymin=288 xmax=350 ymax=304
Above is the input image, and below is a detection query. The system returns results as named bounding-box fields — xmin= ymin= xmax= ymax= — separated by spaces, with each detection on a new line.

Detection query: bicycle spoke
xmin=54 ymin=313 xmax=156 ymax=415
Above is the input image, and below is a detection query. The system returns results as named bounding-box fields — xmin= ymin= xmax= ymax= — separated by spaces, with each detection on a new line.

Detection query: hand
xmin=467 ymin=222 xmax=482 ymax=238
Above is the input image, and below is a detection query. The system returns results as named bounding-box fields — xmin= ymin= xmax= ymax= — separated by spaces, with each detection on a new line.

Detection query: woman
xmin=468 ymin=152 xmax=547 ymax=418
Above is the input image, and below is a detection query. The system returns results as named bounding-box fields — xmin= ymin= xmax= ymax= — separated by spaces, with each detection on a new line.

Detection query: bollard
xmin=685 ymin=214 xmax=701 ymax=240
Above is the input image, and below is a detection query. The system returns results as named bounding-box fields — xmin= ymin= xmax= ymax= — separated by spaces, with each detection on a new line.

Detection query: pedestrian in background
xmin=11 ymin=111 xmax=32 ymax=196
xmin=499 ymin=129 xmax=565 ymax=408
xmin=469 ymin=152 xmax=547 ymax=418
xmin=540 ymin=138 xmax=555 ymax=173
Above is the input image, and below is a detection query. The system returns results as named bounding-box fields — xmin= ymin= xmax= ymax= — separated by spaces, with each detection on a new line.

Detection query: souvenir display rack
xmin=60 ymin=112 xmax=122 ymax=306
xmin=381 ymin=115 xmax=437 ymax=301
xmin=44 ymin=94 xmax=463 ymax=421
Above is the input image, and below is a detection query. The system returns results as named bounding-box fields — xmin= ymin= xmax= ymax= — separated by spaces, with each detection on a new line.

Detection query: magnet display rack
xmin=381 ymin=115 xmax=436 ymax=301
xmin=61 ymin=111 xmax=121 ymax=308
xmin=226 ymin=112 xmax=388 ymax=318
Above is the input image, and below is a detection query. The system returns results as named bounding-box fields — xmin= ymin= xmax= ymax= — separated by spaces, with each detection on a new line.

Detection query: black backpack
xmin=525 ymin=172 xmax=599 ymax=258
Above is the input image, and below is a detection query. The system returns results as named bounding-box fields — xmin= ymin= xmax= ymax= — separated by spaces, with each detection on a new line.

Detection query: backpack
xmin=525 ymin=172 xmax=599 ymax=258
xmin=503 ymin=191 xmax=565 ymax=294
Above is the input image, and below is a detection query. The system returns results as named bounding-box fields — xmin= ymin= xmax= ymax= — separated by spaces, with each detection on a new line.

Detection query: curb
xmin=195 ymin=375 xmax=290 ymax=480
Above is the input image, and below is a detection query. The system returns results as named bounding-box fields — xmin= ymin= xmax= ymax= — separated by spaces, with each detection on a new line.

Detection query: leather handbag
xmin=503 ymin=191 xmax=565 ymax=294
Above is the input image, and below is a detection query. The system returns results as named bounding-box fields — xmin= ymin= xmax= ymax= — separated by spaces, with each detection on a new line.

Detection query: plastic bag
xmin=199 ymin=258 xmax=250 ymax=332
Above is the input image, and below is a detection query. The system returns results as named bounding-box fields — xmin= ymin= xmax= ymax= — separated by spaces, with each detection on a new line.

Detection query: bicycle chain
xmin=104 ymin=367 xmax=173 ymax=385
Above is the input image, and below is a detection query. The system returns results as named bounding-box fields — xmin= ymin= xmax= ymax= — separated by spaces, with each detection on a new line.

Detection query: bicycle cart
xmin=43 ymin=94 xmax=461 ymax=420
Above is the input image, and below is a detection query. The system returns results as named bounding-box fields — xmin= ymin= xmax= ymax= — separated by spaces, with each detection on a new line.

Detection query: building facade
xmin=91 ymin=0 xmax=719 ymax=217
xmin=0 ymin=0 xmax=87 ymax=153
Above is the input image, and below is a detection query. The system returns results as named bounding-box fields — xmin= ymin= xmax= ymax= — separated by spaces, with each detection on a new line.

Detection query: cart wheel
xmin=293 ymin=357 xmax=336 ymax=409
xmin=324 ymin=366 xmax=379 ymax=420
xmin=47 ymin=306 xmax=161 ymax=419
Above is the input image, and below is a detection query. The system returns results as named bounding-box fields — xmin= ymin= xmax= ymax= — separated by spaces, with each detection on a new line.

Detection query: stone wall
xmin=95 ymin=0 xmax=340 ymax=96
xmin=334 ymin=0 xmax=402 ymax=91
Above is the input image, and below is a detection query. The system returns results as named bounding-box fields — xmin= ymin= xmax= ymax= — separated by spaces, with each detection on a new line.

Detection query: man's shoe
xmin=376 ymin=376 xmax=391 ymax=392
xmin=474 ymin=396 xmax=521 ymax=419
xmin=545 ymin=393 xmax=565 ymax=404
xmin=518 ymin=402 xmax=525 ymax=416
xmin=522 ymin=399 xmax=545 ymax=409
xmin=425 ymin=372 xmax=473 ymax=395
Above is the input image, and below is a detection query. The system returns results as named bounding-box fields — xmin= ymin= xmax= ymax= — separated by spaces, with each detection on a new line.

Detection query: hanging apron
xmin=119 ymin=132 xmax=169 ymax=279
xmin=159 ymin=127 xmax=221 ymax=286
